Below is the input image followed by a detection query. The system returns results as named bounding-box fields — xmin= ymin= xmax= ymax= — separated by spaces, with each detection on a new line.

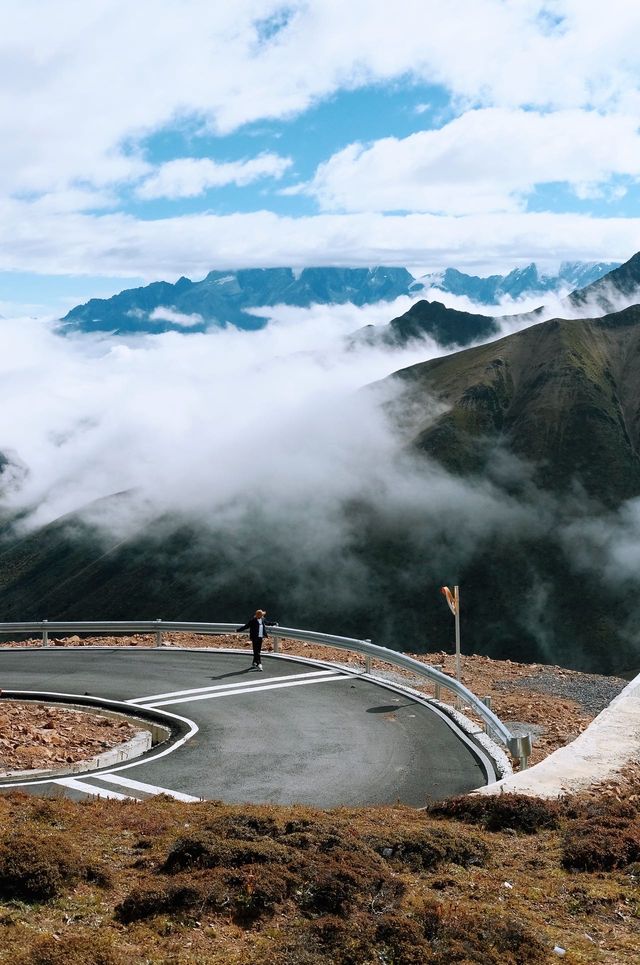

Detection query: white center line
xmin=128 ymin=669 xmax=337 ymax=706
xmin=95 ymin=774 xmax=200 ymax=802
xmin=146 ymin=673 xmax=349 ymax=708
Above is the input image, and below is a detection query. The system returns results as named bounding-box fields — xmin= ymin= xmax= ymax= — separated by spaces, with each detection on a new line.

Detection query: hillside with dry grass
xmin=0 ymin=785 xmax=639 ymax=964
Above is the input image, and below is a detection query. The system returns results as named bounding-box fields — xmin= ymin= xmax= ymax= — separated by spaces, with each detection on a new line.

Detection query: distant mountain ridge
xmin=61 ymin=267 xmax=415 ymax=334
xmin=61 ymin=261 xmax=620 ymax=335
xmin=413 ymin=261 xmax=618 ymax=305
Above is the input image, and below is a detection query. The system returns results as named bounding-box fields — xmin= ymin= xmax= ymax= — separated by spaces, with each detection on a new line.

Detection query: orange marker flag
xmin=440 ymin=585 xmax=457 ymax=615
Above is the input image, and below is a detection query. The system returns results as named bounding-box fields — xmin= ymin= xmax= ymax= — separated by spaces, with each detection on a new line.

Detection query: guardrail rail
xmin=0 ymin=620 xmax=532 ymax=768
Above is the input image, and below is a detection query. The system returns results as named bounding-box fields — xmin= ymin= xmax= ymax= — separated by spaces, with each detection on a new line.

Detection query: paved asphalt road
xmin=0 ymin=648 xmax=493 ymax=806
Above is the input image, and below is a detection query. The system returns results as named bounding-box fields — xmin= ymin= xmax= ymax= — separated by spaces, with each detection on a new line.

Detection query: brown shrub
xmin=117 ymin=864 xmax=299 ymax=926
xmin=415 ymin=900 xmax=547 ymax=964
xmin=367 ymin=824 xmax=487 ymax=871
xmin=296 ymin=855 xmax=403 ymax=917
xmin=374 ymin=913 xmax=433 ymax=965
xmin=162 ymin=834 xmax=292 ymax=873
xmin=13 ymin=933 xmax=128 ymax=965
xmin=0 ymin=830 xmax=89 ymax=902
xmin=202 ymin=812 xmax=282 ymax=840
xmin=115 ymin=881 xmax=204 ymax=923
xmin=222 ymin=865 xmax=296 ymax=923
xmin=428 ymin=794 xmax=562 ymax=834
xmin=562 ymin=819 xmax=640 ymax=871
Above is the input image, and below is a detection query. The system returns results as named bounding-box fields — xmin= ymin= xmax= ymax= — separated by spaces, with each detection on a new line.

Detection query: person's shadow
xmin=208 ymin=669 xmax=254 ymax=681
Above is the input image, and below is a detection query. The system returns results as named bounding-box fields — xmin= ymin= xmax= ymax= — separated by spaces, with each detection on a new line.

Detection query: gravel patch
xmin=495 ymin=670 xmax=628 ymax=716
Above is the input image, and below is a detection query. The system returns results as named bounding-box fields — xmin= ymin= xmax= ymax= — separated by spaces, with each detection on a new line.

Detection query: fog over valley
xmin=3 ymin=279 xmax=640 ymax=674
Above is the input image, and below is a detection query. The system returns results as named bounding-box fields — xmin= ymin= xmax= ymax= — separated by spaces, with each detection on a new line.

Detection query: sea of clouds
xmin=1 ymin=287 xmax=639 ymax=665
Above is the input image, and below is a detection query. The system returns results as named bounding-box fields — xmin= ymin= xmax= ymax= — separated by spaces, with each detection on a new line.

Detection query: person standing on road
xmin=236 ymin=609 xmax=276 ymax=671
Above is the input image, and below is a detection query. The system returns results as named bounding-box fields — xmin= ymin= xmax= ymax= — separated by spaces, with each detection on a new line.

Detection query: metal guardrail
xmin=0 ymin=619 xmax=532 ymax=768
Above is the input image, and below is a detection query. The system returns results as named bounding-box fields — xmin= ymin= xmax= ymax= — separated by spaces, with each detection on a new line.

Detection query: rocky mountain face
xmin=61 ymin=261 xmax=620 ymax=336
xmin=413 ymin=261 xmax=617 ymax=305
xmin=358 ymin=252 xmax=640 ymax=351
xmin=61 ymin=267 xmax=415 ymax=334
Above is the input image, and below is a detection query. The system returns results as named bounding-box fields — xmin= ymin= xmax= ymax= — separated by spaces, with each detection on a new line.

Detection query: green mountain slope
xmin=353 ymin=299 xmax=501 ymax=349
xmin=390 ymin=305 xmax=640 ymax=506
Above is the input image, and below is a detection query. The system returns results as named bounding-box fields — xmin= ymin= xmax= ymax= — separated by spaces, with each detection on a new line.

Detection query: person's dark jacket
xmin=236 ymin=617 xmax=276 ymax=642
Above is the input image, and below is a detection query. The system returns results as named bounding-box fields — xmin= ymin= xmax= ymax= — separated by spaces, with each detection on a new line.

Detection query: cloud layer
xmin=1 ymin=2 xmax=640 ymax=293
xmin=300 ymin=109 xmax=640 ymax=214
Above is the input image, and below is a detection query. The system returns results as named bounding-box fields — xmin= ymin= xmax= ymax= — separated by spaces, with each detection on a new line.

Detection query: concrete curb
xmin=477 ymin=670 xmax=640 ymax=798
xmin=0 ymin=695 xmax=176 ymax=785
xmin=0 ymin=729 xmax=152 ymax=781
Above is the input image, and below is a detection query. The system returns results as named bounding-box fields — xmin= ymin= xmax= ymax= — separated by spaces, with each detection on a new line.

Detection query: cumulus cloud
xmin=2 ymin=1 xmax=640 ymax=205
xmin=299 ymin=109 xmax=640 ymax=215
xmin=137 ymin=153 xmax=293 ymax=200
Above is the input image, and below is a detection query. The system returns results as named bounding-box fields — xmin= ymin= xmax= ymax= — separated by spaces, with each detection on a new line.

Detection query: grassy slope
xmin=0 ymin=791 xmax=638 ymax=964
xmin=392 ymin=306 xmax=640 ymax=506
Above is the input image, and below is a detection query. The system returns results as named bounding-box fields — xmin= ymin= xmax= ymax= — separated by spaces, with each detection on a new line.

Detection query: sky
xmin=2 ymin=0 xmax=640 ymax=315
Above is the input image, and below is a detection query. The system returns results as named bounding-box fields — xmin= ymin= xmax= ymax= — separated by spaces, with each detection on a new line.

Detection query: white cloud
xmin=300 ymin=109 xmax=640 ymax=215
xmin=0 ymin=307 xmax=449 ymax=527
xmin=149 ymin=306 xmax=204 ymax=327
xmin=137 ymin=153 xmax=293 ymax=200
xmin=1 ymin=1 xmax=640 ymax=209
xmin=0 ymin=201 xmax=637 ymax=284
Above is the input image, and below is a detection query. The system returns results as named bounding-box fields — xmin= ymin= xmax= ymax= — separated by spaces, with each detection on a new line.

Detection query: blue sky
xmin=1 ymin=1 xmax=640 ymax=316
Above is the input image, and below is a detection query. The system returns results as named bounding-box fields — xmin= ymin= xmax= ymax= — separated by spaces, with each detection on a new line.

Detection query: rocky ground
xmin=0 ymin=702 xmax=139 ymax=773
xmin=0 ymin=632 xmax=629 ymax=770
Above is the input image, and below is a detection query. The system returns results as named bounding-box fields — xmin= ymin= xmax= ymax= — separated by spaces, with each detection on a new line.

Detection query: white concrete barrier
xmin=477 ymin=671 xmax=640 ymax=798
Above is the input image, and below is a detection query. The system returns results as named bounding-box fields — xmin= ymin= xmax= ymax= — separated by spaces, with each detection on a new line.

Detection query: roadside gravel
xmin=495 ymin=669 xmax=626 ymax=717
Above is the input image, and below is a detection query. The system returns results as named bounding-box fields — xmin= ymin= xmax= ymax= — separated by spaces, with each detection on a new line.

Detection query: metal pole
xmin=155 ymin=618 xmax=162 ymax=648
xmin=42 ymin=619 xmax=48 ymax=648
xmin=482 ymin=695 xmax=492 ymax=733
xmin=365 ymin=639 xmax=372 ymax=674
xmin=454 ymin=585 xmax=461 ymax=682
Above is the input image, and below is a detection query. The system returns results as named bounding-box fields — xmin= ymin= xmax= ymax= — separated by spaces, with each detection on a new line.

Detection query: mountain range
xmin=4 ymin=254 xmax=640 ymax=672
xmin=357 ymin=250 xmax=640 ymax=351
xmin=5 ymin=258 xmax=640 ymax=671
xmin=413 ymin=260 xmax=617 ymax=305
xmin=60 ymin=261 xmax=618 ymax=336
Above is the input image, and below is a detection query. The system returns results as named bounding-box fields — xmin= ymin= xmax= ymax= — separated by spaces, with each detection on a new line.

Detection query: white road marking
xmin=146 ymin=673 xmax=350 ymax=708
xmin=95 ymin=774 xmax=200 ymax=802
xmin=55 ymin=776 xmax=131 ymax=800
xmin=128 ymin=669 xmax=337 ymax=706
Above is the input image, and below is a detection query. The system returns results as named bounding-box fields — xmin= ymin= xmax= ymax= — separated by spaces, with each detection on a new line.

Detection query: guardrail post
xmin=272 ymin=627 xmax=280 ymax=653
xmin=434 ymin=681 xmax=441 ymax=699
xmin=155 ymin=619 xmax=162 ymax=648
xmin=507 ymin=734 xmax=532 ymax=770
xmin=364 ymin=640 xmax=372 ymax=674
xmin=42 ymin=619 xmax=48 ymax=648
xmin=482 ymin=695 xmax=492 ymax=732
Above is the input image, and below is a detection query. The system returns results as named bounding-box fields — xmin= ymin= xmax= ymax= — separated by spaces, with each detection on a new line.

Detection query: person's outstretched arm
xmin=236 ymin=621 xmax=250 ymax=632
